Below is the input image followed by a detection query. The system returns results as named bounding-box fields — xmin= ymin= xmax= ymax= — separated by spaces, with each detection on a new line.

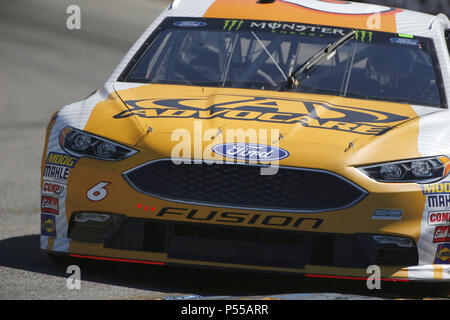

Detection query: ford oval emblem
xmin=212 ymin=143 xmax=290 ymax=162
xmin=173 ymin=21 xmax=208 ymax=28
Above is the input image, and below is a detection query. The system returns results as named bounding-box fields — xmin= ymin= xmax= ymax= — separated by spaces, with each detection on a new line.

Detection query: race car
xmin=41 ymin=0 xmax=450 ymax=282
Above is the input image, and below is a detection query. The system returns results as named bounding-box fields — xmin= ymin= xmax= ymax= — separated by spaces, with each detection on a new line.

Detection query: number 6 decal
xmin=87 ymin=182 xmax=110 ymax=202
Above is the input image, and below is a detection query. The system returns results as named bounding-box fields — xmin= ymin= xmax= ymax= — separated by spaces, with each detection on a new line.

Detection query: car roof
xmin=168 ymin=0 xmax=445 ymax=36
xmin=106 ymin=0 xmax=450 ymax=96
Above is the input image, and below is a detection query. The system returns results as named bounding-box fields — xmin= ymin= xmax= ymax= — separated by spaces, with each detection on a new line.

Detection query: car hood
xmin=83 ymin=83 xmax=441 ymax=169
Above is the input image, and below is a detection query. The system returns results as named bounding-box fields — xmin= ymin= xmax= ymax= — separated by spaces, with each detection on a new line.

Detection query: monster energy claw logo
xmin=355 ymin=30 xmax=373 ymax=43
xmin=224 ymin=20 xmax=244 ymax=31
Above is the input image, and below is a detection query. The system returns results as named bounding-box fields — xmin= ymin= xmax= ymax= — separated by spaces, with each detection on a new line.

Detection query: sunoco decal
xmin=212 ymin=143 xmax=289 ymax=162
xmin=434 ymin=243 xmax=450 ymax=264
xmin=41 ymin=214 xmax=56 ymax=237
xmin=114 ymin=96 xmax=409 ymax=136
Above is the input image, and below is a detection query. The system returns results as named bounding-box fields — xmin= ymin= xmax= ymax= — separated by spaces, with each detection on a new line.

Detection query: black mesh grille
xmin=124 ymin=160 xmax=366 ymax=212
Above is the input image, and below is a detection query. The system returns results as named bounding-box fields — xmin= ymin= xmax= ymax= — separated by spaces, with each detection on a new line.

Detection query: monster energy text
xmin=249 ymin=22 xmax=346 ymax=36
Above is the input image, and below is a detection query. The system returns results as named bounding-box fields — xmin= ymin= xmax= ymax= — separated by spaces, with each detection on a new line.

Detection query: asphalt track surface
xmin=0 ymin=0 xmax=449 ymax=300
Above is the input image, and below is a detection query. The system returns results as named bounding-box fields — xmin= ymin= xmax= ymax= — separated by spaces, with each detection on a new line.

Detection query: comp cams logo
xmin=428 ymin=211 xmax=450 ymax=226
xmin=42 ymin=181 xmax=67 ymax=198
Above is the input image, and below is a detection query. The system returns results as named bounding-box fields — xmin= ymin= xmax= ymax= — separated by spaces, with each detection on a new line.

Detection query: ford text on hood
xmin=40 ymin=0 xmax=450 ymax=282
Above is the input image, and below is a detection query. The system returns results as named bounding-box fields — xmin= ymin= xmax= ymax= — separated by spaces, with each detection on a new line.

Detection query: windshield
xmin=120 ymin=18 xmax=445 ymax=108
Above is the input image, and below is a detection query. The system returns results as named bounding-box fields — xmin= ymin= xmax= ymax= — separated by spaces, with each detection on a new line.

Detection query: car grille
xmin=123 ymin=160 xmax=367 ymax=212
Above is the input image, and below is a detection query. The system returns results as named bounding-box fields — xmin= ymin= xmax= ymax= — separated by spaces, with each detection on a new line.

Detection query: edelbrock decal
xmin=212 ymin=143 xmax=289 ymax=162
xmin=433 ymin=226 xmax=450 ymax=243
xmin=41 ymin=196 xmax=59 ymax=215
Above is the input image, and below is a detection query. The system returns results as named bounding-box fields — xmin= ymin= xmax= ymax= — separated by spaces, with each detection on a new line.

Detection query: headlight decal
xmin=59 ymin=127 xmax=137 ymax=161
xmin=359 ymin=156 xmax=450 ymax=183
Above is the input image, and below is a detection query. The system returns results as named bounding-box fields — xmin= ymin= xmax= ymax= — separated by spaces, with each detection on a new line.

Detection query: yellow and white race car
xmin=41 ymin=0 xmax=450 ymax=282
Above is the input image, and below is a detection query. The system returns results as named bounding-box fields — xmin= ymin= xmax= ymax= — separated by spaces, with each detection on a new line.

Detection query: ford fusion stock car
xmin=41 ymin=0 xmax=450 ymax=281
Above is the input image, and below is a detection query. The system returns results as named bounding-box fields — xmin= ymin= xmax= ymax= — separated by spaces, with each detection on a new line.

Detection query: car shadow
xmin=0 ymin=234 xmax=448 ymax=299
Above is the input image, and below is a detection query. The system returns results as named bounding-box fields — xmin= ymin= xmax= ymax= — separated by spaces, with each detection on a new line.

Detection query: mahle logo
xmin=224 ymin=20 xmax=244 ymax=31
xmin=355 ymin=30 xmax=373 ymax=43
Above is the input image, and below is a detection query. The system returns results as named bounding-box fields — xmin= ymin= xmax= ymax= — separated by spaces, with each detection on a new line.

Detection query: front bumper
xmin=40 ymin=152 xmax=450 ymax=281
